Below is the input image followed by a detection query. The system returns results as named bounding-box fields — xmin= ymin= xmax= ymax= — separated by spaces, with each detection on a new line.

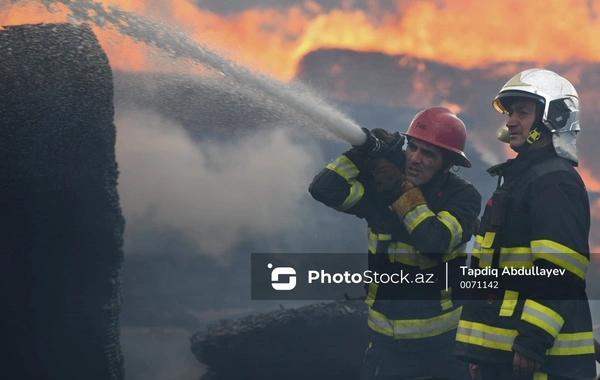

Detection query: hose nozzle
xmin=353 ymin=127 xmax=385 ymax=155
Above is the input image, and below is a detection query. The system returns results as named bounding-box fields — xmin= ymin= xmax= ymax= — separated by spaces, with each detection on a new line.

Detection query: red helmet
xmin=403 ymin=106 xmax=471 ymax=168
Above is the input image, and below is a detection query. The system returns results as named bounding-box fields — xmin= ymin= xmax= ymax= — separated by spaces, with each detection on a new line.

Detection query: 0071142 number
xmin=459 ymin=280 xmax=499 ymax=289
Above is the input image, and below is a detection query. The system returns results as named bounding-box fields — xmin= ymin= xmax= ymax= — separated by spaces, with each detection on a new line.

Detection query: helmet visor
xmin=492 ymin=90 xmax=544 ymax=114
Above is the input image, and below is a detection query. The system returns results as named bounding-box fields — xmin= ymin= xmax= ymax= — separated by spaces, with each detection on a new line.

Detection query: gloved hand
xmin=368 ymin=158 xmax=413 ymax=204
xmin=369 ymin=158 xmax=428 ymax=220
xmin=371 ymin=128 xmax=406 ymax=168
xmin=370 ymin=128 xmax=403 ymax=147
xmin=352 ymin=127 xmax=405 ymax=158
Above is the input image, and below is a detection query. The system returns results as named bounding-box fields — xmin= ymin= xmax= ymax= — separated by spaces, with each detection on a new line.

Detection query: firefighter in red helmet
xmin=309 ymin=106 xmax=481 ymax=379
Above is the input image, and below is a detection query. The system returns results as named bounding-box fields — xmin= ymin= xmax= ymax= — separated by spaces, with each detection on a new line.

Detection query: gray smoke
xmin=116 ymin=109 xmax=330 ymax=258
xmin=37 ymin=0 xmax=367 ymax=145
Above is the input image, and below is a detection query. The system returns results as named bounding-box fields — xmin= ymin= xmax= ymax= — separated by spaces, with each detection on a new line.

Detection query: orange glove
xmin=390 ymin=185 xmax=427 ymax=219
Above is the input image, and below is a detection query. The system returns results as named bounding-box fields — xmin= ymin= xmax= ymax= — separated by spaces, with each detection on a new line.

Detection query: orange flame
xmin=0 ymin=2 xmax=152 ymax=72
xmin=592 ymin=198 xmax=600 ymax=220
xmin=3 ymin=0 xmax=600 ymax=252
xmin=577 ymin=161 xmax=600 ymax=193
xmin=3 ymin=0 xmax=600 ymax=80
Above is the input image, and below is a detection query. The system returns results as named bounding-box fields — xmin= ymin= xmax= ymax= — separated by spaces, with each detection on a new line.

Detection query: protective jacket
xmin=454 ymin=144 xmax=596 ymax=380
xmin=309 ymin=148 xmax=481 ymax=346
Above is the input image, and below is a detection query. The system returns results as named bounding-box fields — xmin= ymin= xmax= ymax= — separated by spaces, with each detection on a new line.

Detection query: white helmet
xmin=492 ymin=68 xmax=580 ymax=164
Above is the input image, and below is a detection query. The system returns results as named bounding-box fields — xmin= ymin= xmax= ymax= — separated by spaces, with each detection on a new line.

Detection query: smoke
xmin=122 ymin=327 xmax=204 ymax=380
xmin=115 ymin=108 xmax=324 ymax=259
xmin=466 ymin=128 xmax=508 ymax=166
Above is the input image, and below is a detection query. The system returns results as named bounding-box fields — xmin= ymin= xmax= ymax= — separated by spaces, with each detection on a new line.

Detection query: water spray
xmin=37 ymin=0 xmax=372 ymax=148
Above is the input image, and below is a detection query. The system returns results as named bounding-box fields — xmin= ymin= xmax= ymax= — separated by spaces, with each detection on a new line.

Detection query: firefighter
xmin=309 ymin=106 xmax=481 ymax=379
xmin=454 ymin=69 xmax=596 ymax=380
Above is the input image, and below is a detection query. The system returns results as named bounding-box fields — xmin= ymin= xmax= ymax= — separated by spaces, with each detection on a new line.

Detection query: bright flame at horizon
xmin=2 ymin=0 xmax=600 ymax=80
xmin=3 ymin=0 xmax=600 ymax=251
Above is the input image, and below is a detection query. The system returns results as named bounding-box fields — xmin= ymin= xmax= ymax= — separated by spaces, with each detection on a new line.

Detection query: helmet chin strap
xmin=513 ymin=126 xmax=544 ymax=153
xmin=526 ymin=126 xmax=543 ymax=145
xmin=518 ymin=101 xmax=547 ymax=151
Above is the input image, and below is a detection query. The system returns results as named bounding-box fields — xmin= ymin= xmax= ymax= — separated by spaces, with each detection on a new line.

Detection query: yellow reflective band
xmin=365 ymin=283 xmax=378 ymax=307
xmin=437 ymin=211 xmax=464 ymax=251
xmin=334 ymin=182 xmax=365 ymax=211
xmin=476 ymin=233 xmax=496 ymax=267
xmin=478 ymin=251 xmax=493 ymax=268
xmin=472 ymin=235 xmax=483 ymax=257
xmin=531 ymin=240 xmax=589 ymax=280
xmin=367 ymin=308 xmax=393 ymax=337
xmin=442 ymin=244 xmax=467 ymax=263
xmin=367 ymin=230 xmax=392 ymax=255
xmin=499 ymin=290 xmax=518 ymax=317
xmin=499 ymin=247 xmax=533 ymax=268
xmin=387 ymin=243 xmax=465 ymax=269
xmin=368 ymin=307 xmax=462 ymax=339
xmin=367 ymin=229 xmax=377 ymax=254
xmin=546 ymin=332 xmax=595 ymax=356
xmin=457 ymin=321 xmax=594 ymax=356
xmin=521 ymin=299 xmax=564 ymax=338
xmin=326 ymin=155 xmax=359 ymax=181
xmin=533 ymin=372 xmax=548 ymax=380
xmin=440 ymin=288 xmax=453 ymax=311
xmin=388 ymin=242 xmax=418 ymax=266
xmin=456 ymin=320 xmax=517 ymax=351
xmin=403 ymin=204 xmax=435 ymax=234
xmin=482 ymin=231 xmax=496 ymax=249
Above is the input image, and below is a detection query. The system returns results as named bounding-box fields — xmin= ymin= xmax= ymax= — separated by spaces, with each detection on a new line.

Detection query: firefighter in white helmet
xmin=454 ymin=69 xmax=596 ymax=380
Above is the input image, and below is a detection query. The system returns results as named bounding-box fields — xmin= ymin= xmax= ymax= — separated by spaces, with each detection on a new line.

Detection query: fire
xmin=593 ymin=198 xmax=600 ymax=220
xmin=3 ymin=0 xmax=600 ymax=80
xmin=3 ymin=0 xmax=600 ymax=254
xmin=577 ymin=161 xmax=600 ymax=193
xmin=0 ymin=2 xmax=151 ymax=71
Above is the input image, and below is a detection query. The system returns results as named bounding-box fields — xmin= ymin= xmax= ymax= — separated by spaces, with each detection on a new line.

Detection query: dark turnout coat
xmin=309 ymin=148 xmax=481 ymax=346
xmin=454 ymin=145 xmax=596 ymax=380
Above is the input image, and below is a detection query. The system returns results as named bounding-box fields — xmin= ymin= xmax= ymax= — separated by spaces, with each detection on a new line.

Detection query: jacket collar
xmin=420 ymin=170 xmax=449 ymax=201
xmin=486 ymin=144 xmax=558 ymax=178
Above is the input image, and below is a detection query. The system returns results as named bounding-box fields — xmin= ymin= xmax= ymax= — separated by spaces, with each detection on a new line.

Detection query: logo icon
xmin=268 ymin=263 xmax=297 ymax=291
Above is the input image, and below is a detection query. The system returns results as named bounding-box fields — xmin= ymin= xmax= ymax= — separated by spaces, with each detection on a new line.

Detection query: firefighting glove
xmin=370 ymin=128 xmax=403 ymax=147
xmin=389 ymin=185 xmax=427 ymax=220
xmin=371 ymin=128 xmax=406 ymax=167
xmin=368 ymin=158 xmax=427 ymax=220
xmin=368 ymin=158 xmax=412 ymax=204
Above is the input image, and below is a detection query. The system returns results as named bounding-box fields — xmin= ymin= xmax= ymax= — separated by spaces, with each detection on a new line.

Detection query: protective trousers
xmin=360 ymin=331 xmax=470 ymax=380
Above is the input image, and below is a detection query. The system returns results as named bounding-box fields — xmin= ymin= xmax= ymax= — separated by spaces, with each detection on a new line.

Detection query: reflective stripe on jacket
xmin=309 ymin=149 xmax=481 ymax=341
xmin=454 ymin=146 xmax=596 ymax=380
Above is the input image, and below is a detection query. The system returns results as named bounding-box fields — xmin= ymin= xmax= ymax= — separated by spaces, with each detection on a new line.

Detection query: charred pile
xmin=0 ymin=23 xmax=125 ymax=380
xmin=190 ymin=301 xmax=369 ymax=380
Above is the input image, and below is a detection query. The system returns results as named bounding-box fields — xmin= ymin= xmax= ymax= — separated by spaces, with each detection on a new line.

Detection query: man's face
xmin=404 ymin=138 xmax=447 ymax=187
xmin=505 ymin=98 xmax=538 ymax=151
